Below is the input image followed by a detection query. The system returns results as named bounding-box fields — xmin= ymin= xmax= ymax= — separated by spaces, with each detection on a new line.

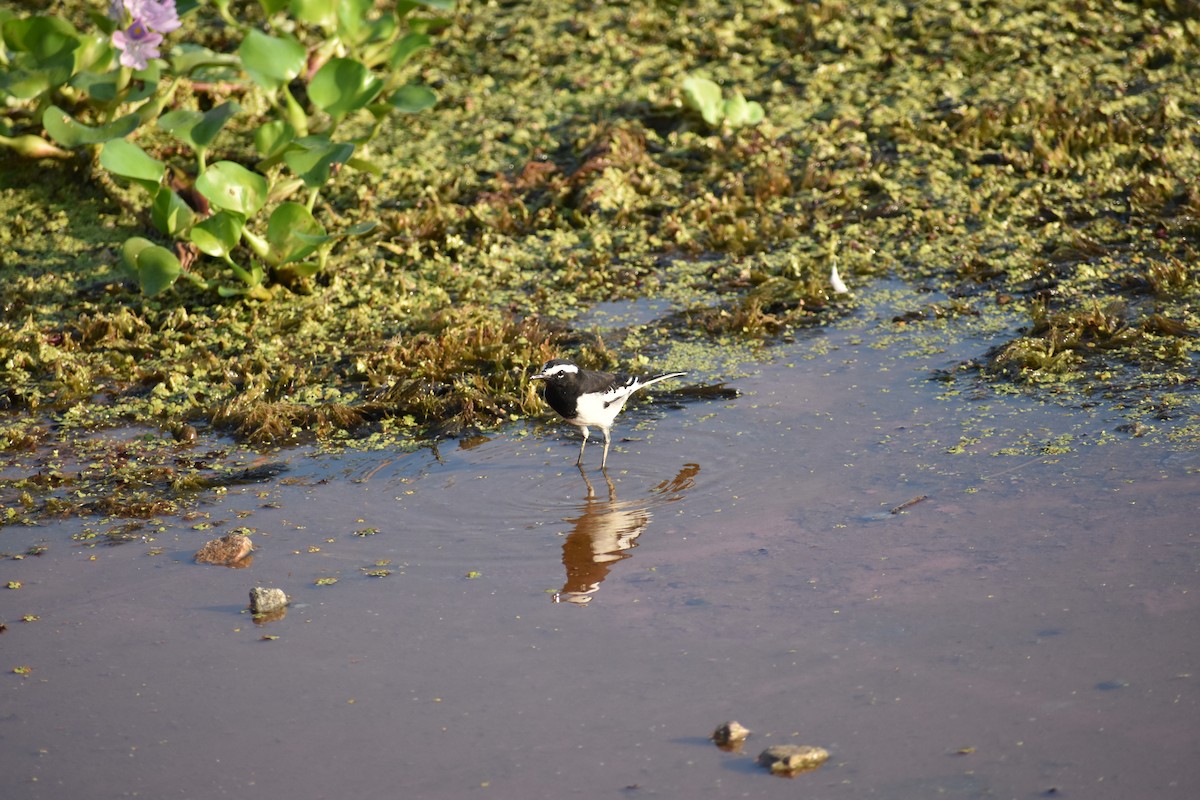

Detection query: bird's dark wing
xmin=578 ymin=370 xmax=632 ymax=396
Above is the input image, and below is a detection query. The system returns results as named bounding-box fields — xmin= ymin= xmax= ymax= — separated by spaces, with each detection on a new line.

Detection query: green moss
xmin=3 ymin=0 xmax=1199 ymax=522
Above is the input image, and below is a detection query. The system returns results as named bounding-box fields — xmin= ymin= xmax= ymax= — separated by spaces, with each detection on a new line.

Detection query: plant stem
xmin=137 ymin=75 xmax=184 ymax=124
xmin=103 ymin=68 xmax=134 ymax=124
xmin=241 ymin=227 xmax=270 ymax=260
xmin=282 ymin=85 xmax=308 ymax=136
xmin=225 ymin=256 xmax=254 ymax=286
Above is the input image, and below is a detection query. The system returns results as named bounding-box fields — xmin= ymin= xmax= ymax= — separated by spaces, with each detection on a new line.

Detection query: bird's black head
xmin=530 ymin=359 xmax=580 ymax=385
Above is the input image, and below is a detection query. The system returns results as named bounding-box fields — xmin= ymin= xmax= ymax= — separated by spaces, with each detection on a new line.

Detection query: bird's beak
xmin=530 ymin=371 xmax=547 ymax=381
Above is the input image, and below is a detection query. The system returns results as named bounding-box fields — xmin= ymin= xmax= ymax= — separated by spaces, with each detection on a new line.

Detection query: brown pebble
xmin=194 ymin=533 xmax=254 ymax=566
xmin=711 ymin=721 xmax=751 ymax=750
xmin=758 ymin=744 xmax=830 ymax=775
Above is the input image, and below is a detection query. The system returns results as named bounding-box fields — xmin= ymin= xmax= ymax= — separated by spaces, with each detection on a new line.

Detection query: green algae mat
xmin=2 ymin=0 xmax=1197 ymax=524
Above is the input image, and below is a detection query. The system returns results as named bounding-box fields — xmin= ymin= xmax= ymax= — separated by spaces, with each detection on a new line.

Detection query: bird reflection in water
xmin=554 ymin=463 xmax=700 ymax=605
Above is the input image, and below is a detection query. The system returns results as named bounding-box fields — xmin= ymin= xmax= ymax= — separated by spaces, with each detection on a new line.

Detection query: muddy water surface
xmin=3 ymin=319 xmax=1198 ymax=799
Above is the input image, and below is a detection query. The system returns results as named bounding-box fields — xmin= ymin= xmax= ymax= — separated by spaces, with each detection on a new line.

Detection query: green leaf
xmin=335 ymin=0 xmax=383 ymax=45
xmin=72 ymin=30 xmax=116 ymax=72
xmin=170 ymin=45 xmax=241 ymax=77
xmin=121 ymin=236 xmax=156 ymax=271
xmin=125 ymin=61 xmax=161 ymax=105
xmin=157 ymin=110 xmax=206 ymax=146
xmin=346 ymin=157 xmax=383 ymax=176
xmin=724 ymin=93 xmax=748 ymax=127
xmin=721 ymin=92 xmax=763 ymax=128
xmin=253 ymin=119 xmax=295 ymax=159
xmin=309 ymin=58 xmax=383 ymax=119
xmin=196 ymin=162 xmax=269 ymax=216
xmin=387 ymin=84 xmax=437 ymax=114
xmin=388 ymin=32 xmax=431 ymax=69
xmin=258 ymin=0 xmax=289 ymax=15
xmin=189 ymin=210 xmax=245 ymax=257
xmin=291 ymin=0 xmax=338 ymax=30
xmin=238 ymin=29 xmax=306 ymax=91
xmin=99 ymin=139 xmax=165 ymax=191
xmin=0 ymin=67 xmax=52 ymax=100
xmin=135 ymin=246 xmax=183 ymax=296
xmin=294 ymin=219 xmax=376 ymax=245
xmin=69 ymin=69 xmax=122 ymax=103
xmin=86 ymin=7 xmax=119 ymax=36
xmin=282 ymin=136 xmax=355 ymax=188
xmin=121 ymin=237 xmax=182 ymax=297
xmin=266 ymin=177 xmax=306 ymax=204
xmin=266 ymin=202 xmax=327 ymax=264
xmin=43 ymin=106 xmax=140 ymax=147
xmin=159 ymin=101 xmax=241 ymax=152
xmin=151 ymin=187 xmax=196 ymax=237
xmin=343 ymin=221 xmax=377 ymax=237
xmin=681 ymin=75 xmax=723 ymax=128
xmin=407 ymin=16 xmax=451 ymax=35
xmin=2 ymin=16 xmax=80 ymax=67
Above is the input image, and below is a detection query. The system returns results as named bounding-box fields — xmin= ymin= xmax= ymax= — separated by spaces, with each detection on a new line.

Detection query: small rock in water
xmin=711 ymin=720 xmax=751 ymax=750
xmin=249 ymin=587 xmax=288 ymax=615
xmin=194 ymin=533 xmax=253 ymax=566
xmin=758 ymin=744 xmax=830 ymax=776
xmin=172 ymin=424 xmax=198 ymax=443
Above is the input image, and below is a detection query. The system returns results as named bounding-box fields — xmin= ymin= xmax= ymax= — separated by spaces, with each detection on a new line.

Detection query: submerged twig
xmin=889 ymin=495 xmax=929 ymax=515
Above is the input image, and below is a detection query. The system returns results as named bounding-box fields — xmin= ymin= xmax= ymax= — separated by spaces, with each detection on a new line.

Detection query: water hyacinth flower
xmin=124 ymin=0 xmax=181 ymax=34
xmin=108 ymin=0 xmax=179 ymax=70
xmin=111 ymin=19 xmax=164 ymax=70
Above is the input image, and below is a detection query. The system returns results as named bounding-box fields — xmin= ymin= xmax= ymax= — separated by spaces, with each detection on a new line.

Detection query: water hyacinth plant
xmin=0 ymin=0 xmax=450 ymax=298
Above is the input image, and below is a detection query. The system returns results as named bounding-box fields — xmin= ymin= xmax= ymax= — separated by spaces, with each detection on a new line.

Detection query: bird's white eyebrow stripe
xmin=547 ymin=364 xmax=578 ymax=375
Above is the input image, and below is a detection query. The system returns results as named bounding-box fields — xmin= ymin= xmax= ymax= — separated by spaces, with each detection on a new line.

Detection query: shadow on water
xmin=555 ymin=463 xmax=699 ymax=605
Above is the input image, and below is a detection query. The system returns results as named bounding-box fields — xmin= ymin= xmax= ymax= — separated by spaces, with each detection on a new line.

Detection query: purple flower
xmin=107 ymin=0 xmax=177 ymax=70
xmin=126 ymin=0 xmax=180 ymax=34
xmin=108 ymin=1 xmax=180 ymax=34
xmin=111 ymin=19 xmax=163 ymax=70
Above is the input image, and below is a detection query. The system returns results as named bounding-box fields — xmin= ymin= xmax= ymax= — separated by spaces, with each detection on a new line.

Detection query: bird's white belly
xmin=570 ymin=390 xmax=629 ymax=429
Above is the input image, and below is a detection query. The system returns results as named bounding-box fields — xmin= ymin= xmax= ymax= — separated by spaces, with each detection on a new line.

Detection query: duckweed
xmin=2 ymin=0 xmax=1198 ymax=525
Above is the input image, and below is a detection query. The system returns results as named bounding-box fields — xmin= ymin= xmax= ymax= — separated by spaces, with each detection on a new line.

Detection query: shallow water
xmin=2 ymin=308 xmax=1198 ymax=799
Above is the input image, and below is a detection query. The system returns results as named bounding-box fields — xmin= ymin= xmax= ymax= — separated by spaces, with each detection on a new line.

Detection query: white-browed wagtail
xmin=530 ymin=358 xmax=685 ymax=469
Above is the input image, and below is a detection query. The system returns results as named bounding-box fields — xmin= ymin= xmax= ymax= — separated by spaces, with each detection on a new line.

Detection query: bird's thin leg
xmin=600 ymin=428 xmax=611 ymax=470
xmin=576 ymin=426 xmax=589 ymax=465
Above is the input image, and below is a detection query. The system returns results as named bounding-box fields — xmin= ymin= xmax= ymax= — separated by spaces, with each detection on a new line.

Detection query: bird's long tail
xmin=636 ymin=372 xmax=686 ymax=391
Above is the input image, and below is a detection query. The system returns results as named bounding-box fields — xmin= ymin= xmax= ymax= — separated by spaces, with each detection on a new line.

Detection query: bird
xmin=530 ymin=358 xmax=685 ymax=469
